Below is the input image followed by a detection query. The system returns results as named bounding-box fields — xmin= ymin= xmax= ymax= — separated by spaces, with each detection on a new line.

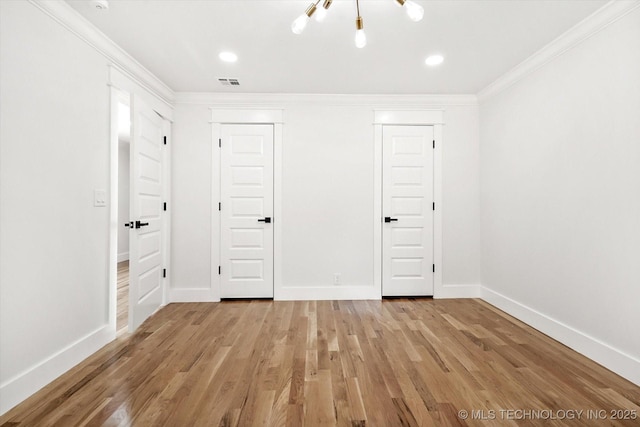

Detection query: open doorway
xmin=110 ymin=78 xmax=171 ymax=335
xmin=116 ymin=97 xmax=130 ymax=335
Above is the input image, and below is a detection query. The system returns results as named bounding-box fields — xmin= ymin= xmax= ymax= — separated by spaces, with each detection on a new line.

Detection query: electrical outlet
xmin=334 ymin=273 xmax=341 ymax=286
xmin=94 ymin=189 xmax=107 ymax=207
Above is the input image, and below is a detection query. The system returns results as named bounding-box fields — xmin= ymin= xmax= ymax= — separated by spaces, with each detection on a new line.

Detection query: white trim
xmin=373 ymin=111 xmax=444 ymax=298
xmin=161 ymin=120 xmax=172 ymax=305
xmin=478 ymin=0 xmax=640 ymax=102
xmin=481 ymin=286 xmax=640 ymax=387
xmin=29 ymin=0 xmax=174 ymax=105
xmin=0 ymin=325 xmax=112 ymax=415
xmin=210 ymin=109 xmax=283 ymax=124
xmin=273 ymin=124 xmax=284 ymax=300
xmin=373 ymin=110 xmax=444 ymax=125
xmin=108 ymin=87 xmax=121 ymax=335
xmin=210 ymin=123 xmax=222 ymax=302
xmin=109 ymin=67 xmax=173 ymax=121
xmin=277 ymin=286 xmax=381 ymax=301
xmin=169 ymin=288 xmax=219 ymax=303
xmin=372 ymin=125 xmax=383 ymax=300
xmin=435 ymin=284 xmax=481 ymax=299
xmin=117 ymin=252 xmax=129 ymax=263
xmin=176 ymin=93 xmax=477 ymax=107
xmin=432 ymin=124 xmax=444 ymax=297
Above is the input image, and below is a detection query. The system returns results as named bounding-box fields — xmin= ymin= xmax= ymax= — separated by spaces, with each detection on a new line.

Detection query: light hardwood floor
xmin=1 ymin=299 xmax=638 ymax=426
xmin=116 ymin=261 xmax=129 ymax=334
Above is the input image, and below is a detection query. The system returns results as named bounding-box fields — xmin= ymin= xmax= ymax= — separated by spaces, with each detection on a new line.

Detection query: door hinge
xmin=219 ymin=138 xmax=221 ymax=148
xmin=433 ymin=264 xmax=435 ymax=273
xmin=433 ymin=140 xmax=435 ymax=149
xmin=218 ymin=266 xmax=221 ymax=275
xmin=163 ymin=268 xmax=166 ymax=278
xmin=163 ymin=136 xmax=167 ymax=145
xmin=432 ymin=202 xmax=435 ymax=211
xmin=163 ymin=202 xmax=167 ymax=211
xmin=218 ymin=202 xmax=221 ymax=211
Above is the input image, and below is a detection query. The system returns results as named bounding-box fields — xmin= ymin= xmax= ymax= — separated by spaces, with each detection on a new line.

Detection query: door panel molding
xmin=374 ymin=110 xmax=443 ymax=299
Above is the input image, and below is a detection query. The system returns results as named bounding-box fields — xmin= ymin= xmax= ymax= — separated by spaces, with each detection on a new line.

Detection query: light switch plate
xmin=94 ymin=189 xmax=107 ymax=207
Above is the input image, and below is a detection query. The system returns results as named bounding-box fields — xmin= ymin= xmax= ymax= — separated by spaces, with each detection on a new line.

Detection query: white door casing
xmin=129 ymin=94 xmax=164 ymax=330
xmin=220 ymin=124 xmax=274 ymax=298
xmin=382 ymin=125 xmax=434 ymax=296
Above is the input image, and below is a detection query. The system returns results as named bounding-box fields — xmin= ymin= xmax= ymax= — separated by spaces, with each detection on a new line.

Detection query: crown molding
xmin=174 ymin=92 xmax=478 ymax=107
xmin=478 ymin=0 xmax=640 ymax=103
xmin=29 ymin=0 xmax=174 ymax=105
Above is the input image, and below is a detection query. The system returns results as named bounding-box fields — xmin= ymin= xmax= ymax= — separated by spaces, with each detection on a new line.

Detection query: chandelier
xmin=291 ymin=0 xmax=424 ymax=48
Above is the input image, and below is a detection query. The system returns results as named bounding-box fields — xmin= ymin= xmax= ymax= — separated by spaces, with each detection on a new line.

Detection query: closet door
xmin=382 ymin=125 xmax=434 ymax=296
xmin=220 ymin=124 xmax=274 ymax=298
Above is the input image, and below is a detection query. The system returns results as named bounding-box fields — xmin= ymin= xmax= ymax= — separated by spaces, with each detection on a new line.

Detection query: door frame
xmin=211 ymin=109 xmax=283 ymax=301
xmin=373 ymin=110 xmax=444 ymax=299
xmin=108 ymin=66 xmax=173 ymax=334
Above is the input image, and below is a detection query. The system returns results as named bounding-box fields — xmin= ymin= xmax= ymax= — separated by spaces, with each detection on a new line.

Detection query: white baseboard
xmin=117 ymin=252 xmax=129 ymax=263
xmin=0 ymin=325 xmax=114 ymax=415
xmin=435 ymin=283 xmax=481 ymax=299
xmin=169 ymin=287 xmax=219 ymax=302
xmin=481 ymin=286 xmax=640 ymax=386
xmin=275 ymin=285 xmax=381 ymax=301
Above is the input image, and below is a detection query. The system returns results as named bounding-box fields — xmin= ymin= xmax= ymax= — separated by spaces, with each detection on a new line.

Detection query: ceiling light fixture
xmin=291 ymin=2 xmax=317 ymax=34
xmin=291 ymin=0 xmax=423 ymax=47
xmin=315 ymin=0 xmax=332 ymax=22
xmin=395 ymin=0 xmax=424 ymax=22
xmin=354 ymin=0 xmax=366 ymax=48
xmin=219 ymin=51 xmax=238 ymax=63
xmin=425 ymin=54 xmax=444 ymax=66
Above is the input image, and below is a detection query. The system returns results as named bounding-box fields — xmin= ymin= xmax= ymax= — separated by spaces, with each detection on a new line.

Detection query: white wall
xmin=479 ymin=7 xmax=640 ymax=384
xmin=118 ymin=141 xmax=130 ymax=261
xmin=0 ymin=0 xmax=112 ymax=413
xmin=170 ymin=97 xmax=480 ymax=300
xmin=282 ymin=105 xmax=375 ymax=288
xmin=442 ymin=106 xmax=481 ymax=287
xmin=170 ymin=104 xmax=213 ymax=296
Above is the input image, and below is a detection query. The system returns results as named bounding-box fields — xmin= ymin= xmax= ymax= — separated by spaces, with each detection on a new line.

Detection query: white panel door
xmin=220 ymin=124 xmax=274 ymax=298
xmin=129 ymin=94 xmax=164 ymax=330
xmin=382 ymin=125 xmax=434 ymax=296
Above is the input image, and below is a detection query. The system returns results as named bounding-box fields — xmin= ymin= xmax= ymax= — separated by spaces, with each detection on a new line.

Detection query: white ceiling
xmin=66 ymin=0 xmax=608 ymax=94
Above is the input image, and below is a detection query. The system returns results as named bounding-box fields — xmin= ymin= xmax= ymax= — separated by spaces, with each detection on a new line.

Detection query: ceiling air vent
xmin=218 ymin=78 xmax=240 ymax=86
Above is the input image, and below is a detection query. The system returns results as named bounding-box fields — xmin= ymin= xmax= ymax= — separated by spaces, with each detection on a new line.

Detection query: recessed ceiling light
xmin=219 ymin=52 xmax=238 ymax=63
xmin=425 ymin=54 xmax=444 ymax=67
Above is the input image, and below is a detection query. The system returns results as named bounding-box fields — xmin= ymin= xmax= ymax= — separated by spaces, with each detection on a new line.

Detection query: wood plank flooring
xmin=1 ymin=299 xmax=639 ymax=426
xmin=117 ymin=261 xmax=129 ymax=334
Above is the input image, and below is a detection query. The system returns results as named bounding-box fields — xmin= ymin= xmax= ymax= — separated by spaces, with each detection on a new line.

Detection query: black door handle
xmin=135 ymin=220 xmax=149 ymax=229
xmin=258 ymin=217 xmax=272 ymax=223
xmin=384 ymin=217 xmax=398 ymax=223
xmin=124 ymin=221 xmax=133 ymax=228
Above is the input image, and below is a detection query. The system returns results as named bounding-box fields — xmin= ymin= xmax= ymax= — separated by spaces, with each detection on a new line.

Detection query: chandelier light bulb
xmin=355 ymin=28 xmax=367 ymax=48
xmin=315 ymin=7 xmax=327 ymax=22
xmin=291 ymin=14 xmax=310 ymax=34
xmin=404 ymin=0 xmax=424 ymax=22
xmin=354 ymin=17 xmax=366 ymax=48
xmin=291 ymin=3 xmax=317 ymax=34
xmin=317 ymin=0 xmax=333 ymax=21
